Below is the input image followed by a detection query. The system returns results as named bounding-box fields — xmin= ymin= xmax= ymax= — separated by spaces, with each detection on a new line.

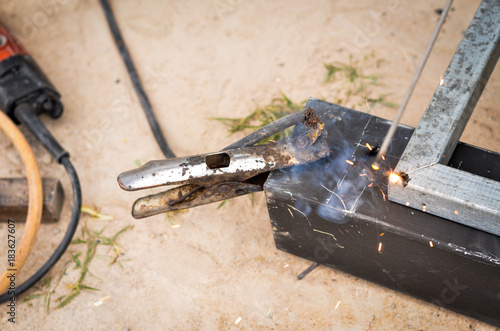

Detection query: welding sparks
xmin=378 ymin=186 xmax=387 ymax=201
xmin=381 ymin=155 xmax=385 ymax=160
xmin=378 ymin=242 xmax=383 ymax=253
xmin=429 ymin=241 xmax=434 ymax=247
xmin=366 ymin=143 xmax=373 ymax=151
xmin=371 ymin=164 xmax=380 ymax=171
xmin=389 ymin=172 xmax=401 ymax=184
xmin=439 ymin=76 xmax=445 ymax=86
xmin=266 ymin=308 xmax=273 ymax=318
xmin=234 ymin=317 xmax=242 ymax=325
xmin=454 ymin=210 xmax=459 ymax=215
xmin=335 ymin=301 xmax=341 ymax=309
xmin=94 ymin=295 xmax=111 ymax=307
xmin=422 ymin=205 xmax=427 ymax=212
xmin=284 ymin=263 xmax=289 ymax=268
xmin=346 ymin=160 xmax=354 ymax=166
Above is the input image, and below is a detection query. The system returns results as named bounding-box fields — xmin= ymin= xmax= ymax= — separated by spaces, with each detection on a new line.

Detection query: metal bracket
xmin=389 ymin=0 xmax=500 ymax=236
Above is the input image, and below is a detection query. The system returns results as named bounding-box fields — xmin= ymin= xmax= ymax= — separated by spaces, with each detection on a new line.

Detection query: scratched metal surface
xmin=265 ymin=98 xmax=500 ymax=326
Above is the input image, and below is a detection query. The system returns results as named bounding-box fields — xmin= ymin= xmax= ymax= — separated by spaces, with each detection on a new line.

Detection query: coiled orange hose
xmin=0 ymin=110 xmax=43 ymax=293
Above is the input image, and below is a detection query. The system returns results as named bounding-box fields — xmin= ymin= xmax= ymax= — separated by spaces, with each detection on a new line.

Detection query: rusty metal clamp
xmin=118 ymin=114 xmax=329 ymax=218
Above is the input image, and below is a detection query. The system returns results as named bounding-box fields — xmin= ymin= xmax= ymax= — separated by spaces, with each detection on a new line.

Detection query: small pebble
xmin=53 ymin=228 xmax=60 ymax=235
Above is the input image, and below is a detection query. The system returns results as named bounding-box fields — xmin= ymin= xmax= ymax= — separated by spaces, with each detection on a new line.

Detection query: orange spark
xmin=405 ymin=202 xmax=410 ymax=206
xmin=454 ymin=210 xmax=459 ymax=215
xmin=380 ymin=233 xmax=385 ymax=237
xmin=439 ymin=76 xmax=444 ymax=86
xmin=366 ymin=143 xmax=373 ymax=151
xmin=429 ymin=241 xmax=434 ymax=247
xmin=346 ymin=160 xmax=354 ymax=166
xmin=378 ymin=242 xmax=383 ymax=253
xmin=371 ymin=164 xmax=380 ymax=171
xmin=335 ymin=301 xmax=341 ymax=309
xmin=422 ymin=205 xmax=427 ymax=212
xmin=381 ymin=155 xmax=386 ymax=160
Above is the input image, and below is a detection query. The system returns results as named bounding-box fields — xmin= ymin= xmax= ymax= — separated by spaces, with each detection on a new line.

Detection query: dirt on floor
xmin=0 ymin=0 xmax=499 ymax=330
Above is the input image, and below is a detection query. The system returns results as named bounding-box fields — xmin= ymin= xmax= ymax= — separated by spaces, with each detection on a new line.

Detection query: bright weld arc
xmin=389 ymin=172 xmax=401 ymax=184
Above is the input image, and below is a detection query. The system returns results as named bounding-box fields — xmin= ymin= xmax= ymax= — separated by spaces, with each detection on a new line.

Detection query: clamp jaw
xmin=118 ymin=109 xmax=330 ymax=218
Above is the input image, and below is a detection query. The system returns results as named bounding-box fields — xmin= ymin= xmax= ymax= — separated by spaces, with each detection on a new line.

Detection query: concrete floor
xmin=0 ymin=0 xmax=499 ymax=330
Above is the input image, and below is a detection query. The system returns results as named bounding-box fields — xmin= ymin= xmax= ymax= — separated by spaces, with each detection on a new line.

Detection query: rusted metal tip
xmin=296 ymin=107 xmax=327 ymax=149
xmin=304 ymin=107 xmax=321 ymax=130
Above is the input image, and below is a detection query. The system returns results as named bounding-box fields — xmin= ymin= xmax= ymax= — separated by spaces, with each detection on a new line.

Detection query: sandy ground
xmin=0 ymin=0 xmax=499 ymax=330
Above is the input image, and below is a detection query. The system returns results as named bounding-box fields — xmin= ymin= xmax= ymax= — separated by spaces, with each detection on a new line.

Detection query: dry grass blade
xmin=323 ymin=52 xmax=397 ymax=112
xmin=81 ymin=205 xmax=114 ymax=221
xmin=213 ymin=92 xmax=306 ymax=144
xmin=22 ymin=208 xmax=131 ymax=312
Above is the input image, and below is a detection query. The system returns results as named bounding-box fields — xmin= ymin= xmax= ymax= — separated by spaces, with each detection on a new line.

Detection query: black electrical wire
xmin=99 ymin=0 xmax=176 ymax=159
xmin=0 ymin=106 xmax=82 ymax=303
xmin=99 ymin=0 xmax=301 ymax=156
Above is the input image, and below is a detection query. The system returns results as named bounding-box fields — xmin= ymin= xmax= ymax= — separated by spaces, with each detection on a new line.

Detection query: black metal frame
xmin=265 ymin=99 xmax=500 ymax=327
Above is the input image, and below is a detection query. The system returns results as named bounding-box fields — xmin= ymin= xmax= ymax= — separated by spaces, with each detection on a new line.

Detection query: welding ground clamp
xmin=118 ymin=111 xmax=330 ymax=218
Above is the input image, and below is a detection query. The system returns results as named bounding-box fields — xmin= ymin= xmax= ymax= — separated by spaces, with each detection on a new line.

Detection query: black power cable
xmin=98 ymin=0 xmax=304 ymax=155
xmin=99 ymin=0 xmax=176 ymax=159
xmin=0 ymin=105 xmax=82 ymax=303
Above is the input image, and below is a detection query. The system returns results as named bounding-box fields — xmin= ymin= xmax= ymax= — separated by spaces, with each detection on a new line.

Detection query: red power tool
xmin=0 ymin=21 xmax=63 ymax=123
